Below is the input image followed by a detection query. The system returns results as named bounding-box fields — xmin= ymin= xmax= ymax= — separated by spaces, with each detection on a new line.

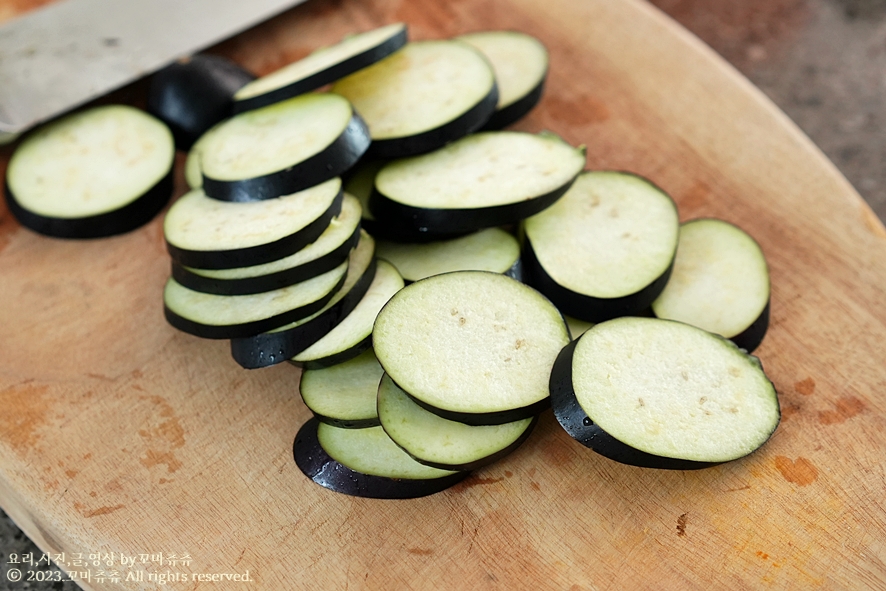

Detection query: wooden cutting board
xmin=1 ymin=0 xmax=885 ymax=589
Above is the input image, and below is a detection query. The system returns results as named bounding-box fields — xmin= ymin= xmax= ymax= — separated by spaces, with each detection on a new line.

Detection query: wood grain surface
xmin=1 ymin=0 xmax=885 ymax=589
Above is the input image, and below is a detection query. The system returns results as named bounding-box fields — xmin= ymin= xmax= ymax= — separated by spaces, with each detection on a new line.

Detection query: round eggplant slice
xmin=651 ymin=218 xmax=770 ymax=352
xmin=370 ymin=131 xmax=585 ymax=237
xmin=5 ymin=105 xmax=175 ymax=239
xmin=376 ymin=227 xmax=521 ymax=283
xmin=147 ymin=53 xmax=256 ymax=149
xmin=233 ymin=23 xmax=408 ymax=113
xmin=171 ymin=193 xmax=362 ymax=295
xmin=299 ymin=348 xmax=385 ymax=429
xmin=200 ymin=93 xmax=370 ymax=202
xmin=294 ymin=419 xmax=466 ymax=499
xmin=163 ymin=259 xmax=348 ymax=339
xmin=373 ymin=271 xmax=570 ymax=425
xmin=377 ymin=373 xmax=537 ymax=471
xmin=456 ymin=31 xmax=548 ymax=130
xmin=292 ymin=259 xmax=404 ymax=369
xmin=164 ymin=179 xmax=342 ymax=269
xmin=523 ymin=171 xmax=679 ymax=322
xmin=332 ymin=40 xmax=498 ymax=159
xmin=550 ymin=317 xmax=780 ymax=469
xmin=230 ymin=231 xmax=377 ymax=369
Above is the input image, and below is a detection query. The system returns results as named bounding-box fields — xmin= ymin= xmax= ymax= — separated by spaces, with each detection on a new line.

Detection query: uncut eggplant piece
xmin=332 ymin=40 xmax=498 ymax=159
xmin=377 ymin=374 xmax=537 ymax=471
xmin=147 ymin=54 xmax=256 ymax=150
xmin=233 ymin=23 xmax=408 ymax=114
xmin=299 ymin=348 xmax=384 ymax=429
xmin=5 ymin=105 xmax=175 ymax=239
xmin=294 ymin=418 xmax=467 ymax=499
xmin=373 ymin=271 xmax=570 ymax=425
xmin=230 ymin=231 xmax=377 ymax=369
xmin=522 ymin=171 xmax=679 ymax=323
xmin=171 ymin=193 xmax=362 ymax=296
xmin=163 ymin=258 xmax=348 ymax=340
xmin=164 ymin=179 xmax=343 ymax=270
xmin=291 ymin=260 xmax=404 ymax=369
xmin=651 ymin=218 xmax=771 ymax=353
xmin=369 ymin=131 xmax=585 ymax=238
xmin=549 ymin=317 xmax=780 ymax=470
xmin=200 ymin=93 xmax=370 ymax=202
xmin=456 ymin=31 xmax=549 ymax=130
xmin=375 ymin=227 xmax=522 ymax=283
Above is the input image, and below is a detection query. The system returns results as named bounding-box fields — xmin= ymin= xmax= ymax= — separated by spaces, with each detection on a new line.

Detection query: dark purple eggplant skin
xmin=293 ymin=418 xmax=468 ymax=499
xmin=307 ymin=412 xmax=380 ymax=430
xmin=4 ymin=169 xmax=173 ymax=240
xmin=366 ymin=84 xmax=499 ymax=160
xmin=726 ymin=299 xmax=769 ymax=354
xmin=394 ymin=415 xmax=539 ymax=472
xmin=166 ymin=189 xmax=343 ymax=270
xmin=232 ymin=26 xmax=408 ymax=114
xmin=369 ymin=168 xmax=577 ymax=239
xmin=170 ymin=223 xmax=360 ymax=296
xmin=163 ymin=268 xmax=347 ymax=340
xmin=481 ymin=76 xmax=546 ymax=131
xmin=292 ymin=335 xmax=373 ymax=371
xmin=147 ymin=54 xmax=255 ymax=150
xmin=230 ymin=257 xmax=378 ymax=369
xmin=399 ymin=380 xmax=550 ymax=427
xmin=549 ymin=339 xmax=722 ymax=470
xmin=202 ymin=112 xmax=371 ymax=203
xmin=522 ymin=238 xmax=674 ymax=324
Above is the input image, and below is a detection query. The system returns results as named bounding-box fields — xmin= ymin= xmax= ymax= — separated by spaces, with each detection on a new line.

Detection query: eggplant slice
xmin=550 ymin=317 xmax=780 ymax=469
xmin=200 ymin=93 xmax=370 ymax=202
xmin=299 ymin=348 xmax=385 ymax=429
xmin=164 ymin=179 xmax=342 ymax=269
xmin=370 ymin=131 xmax=585 ymax=237
xmin=376 ymin=227 xmax=521 ymax=283
xmin=522 ymin=171 xmax=679 ymax=322
xmin=171 ymin=193 xmax=362 ymax=295
xmin=291 ymin=259 xmax=404 ymax=369
xmin=457 ymin=31 xmax=549 ymax=130
xmin=233 ymin=23 xmax=408 ymax=113
xmin=147 ymin=53 xmax=256 ymax=149
xmin=5 ymin=105 xmax=175 ymax=239
xmin=373 ymin=271 xmax=570 ymax=425
xmin=651 ymin=218 xmax=770 ymax=352
xmin=229 ymin=231 xmax=377 ymax=369
xmin=377 ymin=373 xmax=537 ymax=471
xmin=294 ymin=418 xmax=467 ymax=499
xmin=332 ymin=40 xmax=498 ymax=159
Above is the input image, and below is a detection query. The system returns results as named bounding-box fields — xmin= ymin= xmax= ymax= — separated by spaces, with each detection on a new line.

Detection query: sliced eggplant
xmin=230 ymin=231 xmax=377 ymax=369
xmin=299 ymin=348 xmax=385 ymax=428
xmin=183 ymin=122 xmax=221 ymax=189
xmin=233 ymin=23 xmax=408 ymax=113
xmin=164 ymin=178 xmax=342 ymax=269
xmin=163 ymin=259 xmax=348 ymax=339
xmin=549 ymin=317 xmax=780 ymax=469
xmin=147 ymin=53 xmax=256 ymax=149
xmin=651 ymin=218 xmax=770 ymax=352
xmin=294 ymin=418 xmax=466 ymax=499
xmin=370 ymin=131 xmax=584 ymax=236
xmin=377 ymin=373 xmax=537 ymax=471
xmin=375 ymin=227 xmax=521 ymax=283
xmin=373 ymin=271 xmax=570 ymax=425
xmin=171 ymin=193 xmax=362 ymax=295
xmin=200 ymin=93 xmax=370 ymax=202
xmin=523 ymin=171 xmax=679 ymax=322
xmin=332 ymin=40 xmax=498 ymax=159
xmin=291 ymin=259 xmax=404 ymax=369
xmin=5 ymin=105 xmax=175 ymax=239
xmin=457 ymin=31 xmax=548 ymax=130
xmin=342 ymin=158 xmax=386 ymax=235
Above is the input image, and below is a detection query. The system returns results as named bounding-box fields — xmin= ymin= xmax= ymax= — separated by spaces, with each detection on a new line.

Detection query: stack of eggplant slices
xmin=4 ymin=23 xmax=780 ymax=499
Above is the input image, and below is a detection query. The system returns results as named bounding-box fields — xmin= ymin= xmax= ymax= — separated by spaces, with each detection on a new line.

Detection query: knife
xmin=0 ymin=0 xmax=307 ymax=143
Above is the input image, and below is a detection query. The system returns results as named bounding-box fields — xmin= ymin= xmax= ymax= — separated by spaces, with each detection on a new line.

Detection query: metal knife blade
xmin=0 ymin=0 xmax=306 ymax=142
